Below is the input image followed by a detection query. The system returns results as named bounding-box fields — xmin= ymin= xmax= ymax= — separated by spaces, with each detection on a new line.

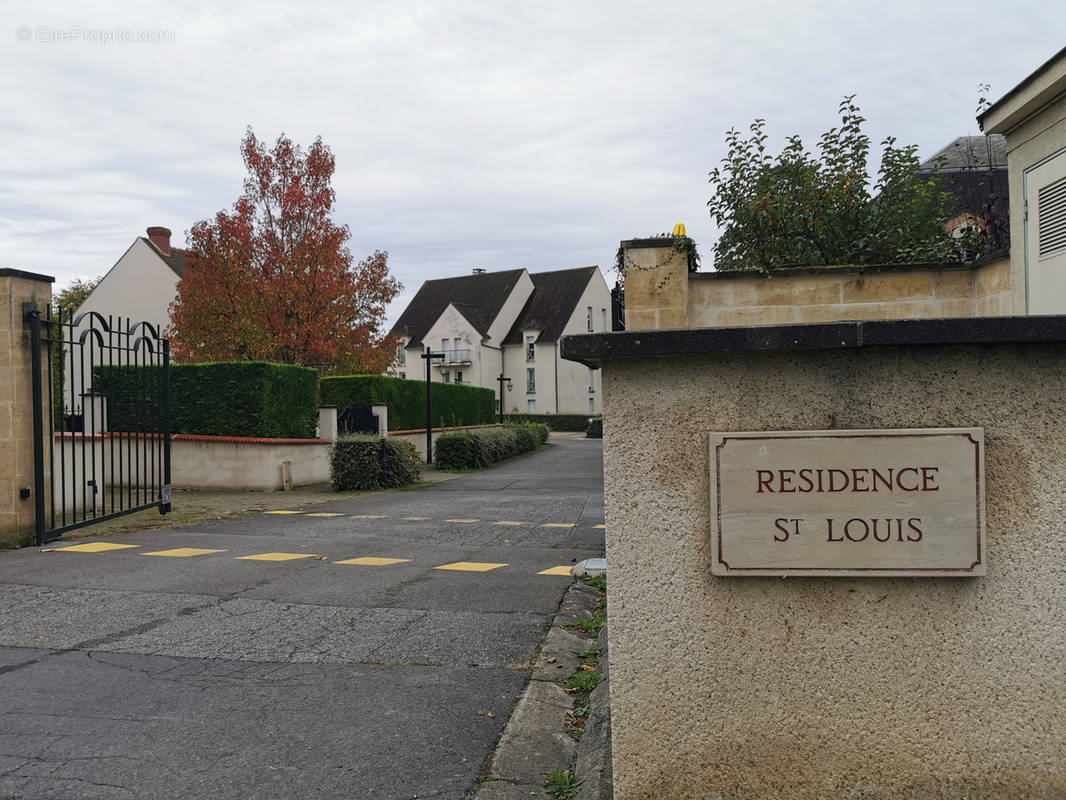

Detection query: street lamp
xmin=421 ymin=346 xmax=445 ymax=464
xmin=497 ymin=373 xmax=513 ymax=424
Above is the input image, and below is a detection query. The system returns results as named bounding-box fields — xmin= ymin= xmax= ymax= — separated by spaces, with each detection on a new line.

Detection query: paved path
xmin=0 ymin=439 xmax=605 ymax=800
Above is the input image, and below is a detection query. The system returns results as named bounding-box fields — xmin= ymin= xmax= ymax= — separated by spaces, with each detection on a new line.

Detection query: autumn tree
xmin=707 ymin=97 xmax=964 ymax=271
xmin=169 ymin=129 xmax=401 ymax=374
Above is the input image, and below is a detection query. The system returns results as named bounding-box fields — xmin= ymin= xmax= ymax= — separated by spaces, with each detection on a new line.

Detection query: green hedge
xmin=321 ymin=375 xmax=495 ymax=431
xmin=503 ymin=413 xmax=599 ymax=432
xmin=435 ymin=423 xmax=547 ymax=469
xmin=330 ymin=435 xmax=421 ymax=490
xmin=586 ymin=418 xmax=603 ymax=438
xmin=93 ymin=361 xmax=319 ymax=438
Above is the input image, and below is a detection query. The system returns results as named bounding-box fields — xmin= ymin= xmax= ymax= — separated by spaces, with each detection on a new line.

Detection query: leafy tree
xmin=707 ymin=97 xmax=961 ymax=271
xmin=169 ymin=129 xmax=401 ymax=374
xmin=53 ymin=276 xmax=102 ymax=312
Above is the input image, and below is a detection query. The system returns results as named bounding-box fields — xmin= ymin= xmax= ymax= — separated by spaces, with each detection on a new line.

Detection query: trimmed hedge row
xmin=503 ymin=413 xmax=599 ymax=432
xmin=92 ymin=362 xmax=319 ymax=438
xmin=586 ymin=418 xmax=603 ymax=438
xmin=435 ymin=422 xmax=548 ymax=469
xmin=330 ymin=435 xmax=421 ymax=490
xmin=321 ymin=374 xmax=495 ymax=431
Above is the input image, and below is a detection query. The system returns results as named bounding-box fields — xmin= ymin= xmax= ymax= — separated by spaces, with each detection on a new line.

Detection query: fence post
xmin=0 ymin=270 xmax=53 ymax=547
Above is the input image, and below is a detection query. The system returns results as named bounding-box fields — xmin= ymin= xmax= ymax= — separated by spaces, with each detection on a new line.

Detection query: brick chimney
xmin=146 ymin=226 xmax=172 ymax=256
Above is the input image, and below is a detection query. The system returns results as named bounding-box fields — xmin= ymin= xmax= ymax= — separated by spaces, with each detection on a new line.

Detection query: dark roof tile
xmin=390 ymin=269 xmax=527 ymax=345
xmin=503 ymin=266 xmax=598 ymax=345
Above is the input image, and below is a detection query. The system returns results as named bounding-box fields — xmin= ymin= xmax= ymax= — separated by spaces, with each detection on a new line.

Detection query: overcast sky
xmin=1 ymin=1 xmax=1062 ymax=326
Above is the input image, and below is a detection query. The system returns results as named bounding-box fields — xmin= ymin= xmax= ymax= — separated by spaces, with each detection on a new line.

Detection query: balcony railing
xmin=442 ymin=349 xmax=471 ymax=364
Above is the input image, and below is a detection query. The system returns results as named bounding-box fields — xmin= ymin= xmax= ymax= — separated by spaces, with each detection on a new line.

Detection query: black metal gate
xmin=24 ymin=304 xmax=172 ymax=545
xmin=338 ymin=402 xmax=379 ymax=435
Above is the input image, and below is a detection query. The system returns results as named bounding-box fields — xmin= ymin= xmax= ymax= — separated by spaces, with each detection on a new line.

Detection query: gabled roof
xmin=503 ymin=266 xmax=599 ymax=345
xmin=139 ymin=237 xmax=186 ymax=278
xmin=920 ymin=135 xmax=1006 ymax=171
xmin=390 ymin=268 xmax=527 ymax=346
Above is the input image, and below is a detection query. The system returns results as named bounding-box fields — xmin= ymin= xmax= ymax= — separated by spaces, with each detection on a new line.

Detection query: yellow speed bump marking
xmin=445 ymin=519 xmax=479 ymax=524
xmin=264 ymin=510 xmax=303 ymax=515
xmin=538 ymin=565 xmax=574 ymax=576
xmin=434 ymin=561 xmax=507 ymax=572
xmin=52 ymin=542 xmax=139 ymax=553
xmin=494 ymin=521 xmax=525 ymax=526
xmin=335 ymin=557 xmax=411 ymax=566
xmin=237 ymin=552 xmax=317 ymax=562
xmin=542 ymin=523 xmax=575 ymax=529
xmin=351 ymin=514 xmax=388 ymax=519
xmin=143 ymin=548 xmax=226 ymax=558
xmin=306 ymin=512 xmax=344 ymax=517
xmin=593 ymin=524 xmax=606 ymax=529
xmin=403 ymin=516 xmax=430 ymax=521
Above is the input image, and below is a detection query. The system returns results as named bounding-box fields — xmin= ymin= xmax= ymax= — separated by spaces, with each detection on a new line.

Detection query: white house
xmin=389 ymin=266 xmax=613 ymax=415
xmin=75 ymin=226 xmax=185 ymax=330
xmin=979 ymin=46 xmax=1066 ymax=314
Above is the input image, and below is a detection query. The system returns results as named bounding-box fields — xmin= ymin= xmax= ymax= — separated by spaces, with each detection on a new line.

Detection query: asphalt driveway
xmin=0 ymin=438 xmax=605 ymax=799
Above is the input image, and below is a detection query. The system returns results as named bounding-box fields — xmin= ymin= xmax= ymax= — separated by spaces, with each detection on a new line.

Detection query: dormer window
xmin=525 ymin=334 xmax=535 ymax=361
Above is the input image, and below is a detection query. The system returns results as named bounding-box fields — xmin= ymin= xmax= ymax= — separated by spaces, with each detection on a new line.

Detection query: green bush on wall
xmin=330 ymin=435 xmax=421 ymax=490
xmin=93 ymin=361 xmax=319 ymax=438
xmin=503 ymin=413 xmax=598 ymax=432
xmin=321 ymin=375 xmax=495 ymax=431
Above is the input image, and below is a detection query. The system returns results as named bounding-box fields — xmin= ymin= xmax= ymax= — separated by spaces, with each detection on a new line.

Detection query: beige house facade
xmin=75 ymin=226 xmax=184 ymax=330
xmin=980 ymin=46 xmax=1066 ymax=315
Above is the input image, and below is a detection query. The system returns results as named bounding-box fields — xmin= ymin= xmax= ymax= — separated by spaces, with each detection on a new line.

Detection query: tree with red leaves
xmin=169 ymin=129 xmax=401 ymax=374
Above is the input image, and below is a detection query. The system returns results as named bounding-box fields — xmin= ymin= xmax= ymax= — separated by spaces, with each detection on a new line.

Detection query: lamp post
xmin=497 ymin=373 xmax=513 ymax=424
xmin=421 ymin=346 xmax=445 ymax=463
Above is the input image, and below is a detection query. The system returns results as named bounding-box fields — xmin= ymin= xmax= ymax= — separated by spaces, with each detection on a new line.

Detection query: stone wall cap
xmin=690 ymin=256 xmax=1008 ymax=282
xmin=0 ymin=267 xmax=55 ymax=283
xmin=620 ymin=237 xmax=675 ymax=249
xmin=560 ymin=316 xmax=1066 ymax=367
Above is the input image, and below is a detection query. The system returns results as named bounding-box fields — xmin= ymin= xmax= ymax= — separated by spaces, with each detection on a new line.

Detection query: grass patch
xmin=544 ymin=769 xmax=582 ymax=799
xmin=585 ymin=574 xmax=606 ymax=591
xmin=566 ymin=669 xmax=602 ymax=693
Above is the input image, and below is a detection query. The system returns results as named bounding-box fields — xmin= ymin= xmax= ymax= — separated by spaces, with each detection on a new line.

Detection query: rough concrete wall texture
xmin=602 ymin=345 xmax=1065 ymax=799
xmin=0 ymin=272 xmax=52 ymax=547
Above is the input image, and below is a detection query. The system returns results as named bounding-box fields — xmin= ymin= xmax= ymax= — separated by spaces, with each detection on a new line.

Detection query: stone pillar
xmin=371 ymin=403 xmax=388 ymax=438
xmin=0 ymin=269 xmax=54 ymax=547
xmin=619 ymin=237 xmax=690 ymax=331
xmin=318 ymin=405 xmax=338 ymax=442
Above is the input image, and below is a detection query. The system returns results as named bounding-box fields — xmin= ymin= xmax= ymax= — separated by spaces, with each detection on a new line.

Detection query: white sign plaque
xmin=709 ymin=429 xmax=985 ymax=577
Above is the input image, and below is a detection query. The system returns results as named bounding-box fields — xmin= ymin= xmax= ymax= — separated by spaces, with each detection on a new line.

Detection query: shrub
xmin=503 ymin=413 xmax=597 ymax=432
xmin=586 ymin=418 xmax=603 ymax=438
xmin=434 ymin=433 xmax=474 ymax=470
xmin=93 ymin=361 xmax=319 ymax=438
xmin=434 ymin=425 xmax=544 ymax=469
xmin=321 ymin=375 xmax=494 ymax=431
xmin=330 ymin=435 xmax=421 ymax=491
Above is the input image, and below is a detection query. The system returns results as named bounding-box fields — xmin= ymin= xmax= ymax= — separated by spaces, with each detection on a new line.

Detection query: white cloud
xmin=0 ymin=0 xmax=1061 ymax=328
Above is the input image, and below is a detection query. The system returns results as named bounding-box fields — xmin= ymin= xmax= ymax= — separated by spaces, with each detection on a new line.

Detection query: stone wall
xmin=561 ymin=319 xmax=1066 ymax=799
xmin=0 ymin=269 xmax=53 ymax=547
xmin=622 ymin=238 xmax=1014 ymax=331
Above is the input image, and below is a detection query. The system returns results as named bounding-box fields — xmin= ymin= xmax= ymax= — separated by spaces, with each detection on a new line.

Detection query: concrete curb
xmin=471 ymin=581 xmax=611 ymax=799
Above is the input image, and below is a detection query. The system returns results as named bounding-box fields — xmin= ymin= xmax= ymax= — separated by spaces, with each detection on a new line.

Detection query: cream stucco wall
xmin=596 ymin=341 xmax=1066 ymax=799
xmin=78 ymin=238 xmax=180 ymax=330
xmin=1001 ymin=96 xmax=1066 ymax=314
xmin=981 ymin=50 xmax=1066 ymax=314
